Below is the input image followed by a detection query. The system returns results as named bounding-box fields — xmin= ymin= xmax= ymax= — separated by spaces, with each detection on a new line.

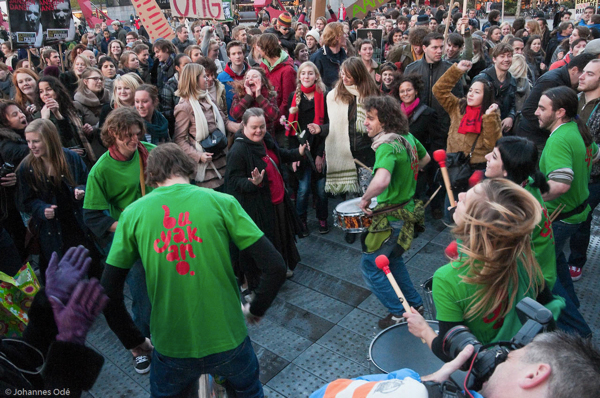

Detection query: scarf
xmin=160 ymin=54 xmax=174 ymax=84
xmin=190 ymin=91 xmax=226 ymax=182
xmin=411 ymin=47 xmax=423 ymax=62
xmin=108 ymin=141 xmax=149 ymax=169
xmin=287 ymin=84 xmax=325 ymax=137
xmin=224 ymin=62 xmax=247 ymax=80
xmin=74 ymin=88 xmax=104 ymax=111
xmin=324 ymin=87 xmax=360 ymax=194
xmin=401 ymin=98 xmax=420 ymax=119
xmin=457 ymin=106 xmax=483 ymax=135
xmin=145 ymin=110 xmax=170 ymax=145
xmin=346 ymin=85 xmax=367 ymax=135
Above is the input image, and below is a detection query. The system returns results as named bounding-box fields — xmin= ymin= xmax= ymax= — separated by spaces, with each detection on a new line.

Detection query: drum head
xmin=370 ymin=321 xmax=466 ymax=385
xmin=334 ymin=197 xmax=378 ymax=213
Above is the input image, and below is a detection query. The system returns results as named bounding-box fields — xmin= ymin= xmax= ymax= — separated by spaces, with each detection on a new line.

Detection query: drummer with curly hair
xmin=359 ymin=96 xmax=431 ymax=330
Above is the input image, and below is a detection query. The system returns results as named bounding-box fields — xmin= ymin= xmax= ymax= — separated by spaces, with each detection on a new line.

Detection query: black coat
xmin=225 ymin=131 xmax=303 ymax=242
xmin=407 ymin=102 xmax=438 ymax=152
xmin=474 ymin=66 xmax=517 ymax=121
xmin=264 ymin=27 xmax=297 ymax=55
xmin=17 ymin=149 xmax=91 ymax=261
xmin=310 ymin=46 xmax=348 ymax=90
xmin=0 ymin=127 xmax=28 ymax=166
xmin=405 ymin=58 xmax=464 ymax=151
xmin=517 ymin=65 xmax=572 ymax=149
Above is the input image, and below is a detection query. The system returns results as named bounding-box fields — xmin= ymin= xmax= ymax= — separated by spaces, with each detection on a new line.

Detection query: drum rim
xmin=369 ymin=320 xmax=439 ymax=373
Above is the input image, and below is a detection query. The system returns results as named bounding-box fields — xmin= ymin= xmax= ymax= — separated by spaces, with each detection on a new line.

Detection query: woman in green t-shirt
xmin=405 ymin=178 xmax=548 ymax=359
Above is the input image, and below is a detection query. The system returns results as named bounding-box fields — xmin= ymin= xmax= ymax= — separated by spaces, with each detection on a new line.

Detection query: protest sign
xmin=170 ymin=0 xmax=226 ymax=20
xmin=8 ymin=0 xmax=43 ymax=47
xmin=132 ymin=0 xmax=175 ymax=41
xmin=42 ymin=0 xmax=76 ymax=44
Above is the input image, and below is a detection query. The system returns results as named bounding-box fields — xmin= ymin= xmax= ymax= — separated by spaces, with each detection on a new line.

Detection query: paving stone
xmin=266 ymin=363 xmax=327 ymax=398
xmin=263 ymin=385 xmax=286 ymax=398
xmin=253 ymin=343 xmax=290 ymax=384
xmin=430 ymin=230 xmax=454 ymax=248
xmin=293 ymin=344 xmax=370 ymax=381
xmin=277 ymin=279 xmax=356 ymax=323
xmin=88 ymin=356 xmax=149 ymax=397
xmin=316 ymin=325 xmax=372 ymax=368
xmin=338 ymin=308 xmax=382 ymax=339
xmin=266 ymin=296 xmax=336 ymax=342
xmin=247 ymin=318 xmax=312 ymax=362
xmin=357 ymin=294 xmax=389 ymax=318
xmin=291 ymin=263 xmax=371 ymax=307
xmin=405 ymin=243 xmax=450 ymax=277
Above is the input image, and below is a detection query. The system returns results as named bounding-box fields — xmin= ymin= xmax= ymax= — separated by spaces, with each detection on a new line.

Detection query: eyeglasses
xmin=86 ymin=76 xmax=103 ymax=82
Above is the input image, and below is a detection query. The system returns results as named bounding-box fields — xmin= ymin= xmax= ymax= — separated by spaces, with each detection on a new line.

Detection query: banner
xmin=132 ymin=0 xmax=175 ymax=41
xmin=42 ymin=0 xmax=76 ymax=44
xmin=170 ymin=0 xmax=225 ymax=20
xmin=347 ymin=0 xmax=388 ymax=19
xmin=575 ymin=0 xmax=598 ymax=15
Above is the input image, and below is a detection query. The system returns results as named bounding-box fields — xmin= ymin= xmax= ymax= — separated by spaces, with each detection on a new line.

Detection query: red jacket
xmin=260 ymin=55 xmax=296 ymax=130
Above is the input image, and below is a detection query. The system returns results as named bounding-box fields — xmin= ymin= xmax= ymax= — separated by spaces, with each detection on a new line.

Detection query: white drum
xmin=332 ymin=197 xmax=378 ymax=233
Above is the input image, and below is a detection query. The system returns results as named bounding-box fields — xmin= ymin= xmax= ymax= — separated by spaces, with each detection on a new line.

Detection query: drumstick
xmin=423 ymin=185 xmax=442 ymax=209
xmin=375 ymin=255 xmax=426 ymax=344
xmin=432 ymin=150 xmax=456 ymax=207
xmin=461 ymin=0 xmax=467 ymax=34
xmin=549 ymin=203 xmax=566 ymax=223
xmin=354 ymin=158 xmax=373 ymax=173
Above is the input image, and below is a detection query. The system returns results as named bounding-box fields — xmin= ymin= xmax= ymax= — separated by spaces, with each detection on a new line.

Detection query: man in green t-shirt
xmin=101 ymin=144 xmax=287 ymax=397
xmin=359 ymin=96 xmax=431 ymax=330
xmin=536 ymin=86 xmax=599 ymax=337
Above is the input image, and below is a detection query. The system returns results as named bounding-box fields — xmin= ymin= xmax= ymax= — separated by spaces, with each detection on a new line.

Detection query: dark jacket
xmin=264 ymin=27 xmax=297 ymax=55
xmin=59 ymin=71 xmax=78 ymax=97
xmin=310 ymin=46 xmax=348 ymax=90
xmin=99 ymin=37 xmax=113 ymax=54
xmin=517 ymin=65 xmax=572 ymax=150
xmin=171 ymin=37 xmax=196 ymax=53
xmin=404 ymin=57 xmax=464 ymax=151
xmin=225 ymin=131 xmax=303 ymax=244
xmin=0 ymin=127 xmax=28 ymax=166
xmin=0 ymin=289 xmax=103 ymax=397
xmin=474 ymin=66 xmax=517 ymax=121
xmin=17 ymin=149 xmax=90 ymax=261
xmin=406 ymin=102 xmax=438 ymax=152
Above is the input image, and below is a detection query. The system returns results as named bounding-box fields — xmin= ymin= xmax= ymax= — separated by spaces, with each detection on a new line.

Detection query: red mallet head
xmin=375 ymin=255 xmax=391 ymax=274
xmin=433 ymin=150 xmax=447 ymax=168
xmin=469 ymin=170 xmax=485 ymax=188
xmin=445 ymin=240 xmax=459 ymax=260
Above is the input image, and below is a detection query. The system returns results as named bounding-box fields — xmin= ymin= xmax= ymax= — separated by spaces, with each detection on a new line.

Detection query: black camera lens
xmin=443 ymin=325 xmax=482 ymax=361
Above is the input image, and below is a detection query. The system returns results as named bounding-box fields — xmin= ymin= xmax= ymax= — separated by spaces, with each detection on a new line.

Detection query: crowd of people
xmin=1 ymin=2 xmax=600 ymax=397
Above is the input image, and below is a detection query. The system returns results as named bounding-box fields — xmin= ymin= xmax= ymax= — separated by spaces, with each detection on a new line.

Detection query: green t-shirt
xmin=83 ymin=142 xmax=156 ymax=221
xmin=373 ymin=134 xmax=427 ymax=212
xmin=106 ymin=184 xmax=264 ymax=358
xmin=524 ymin=179 xmax=556 ymax=290
xmin=433 ymin=260 xmax=542 ymax=344
xmin=539 ymin=122 xmax=598 ymax=224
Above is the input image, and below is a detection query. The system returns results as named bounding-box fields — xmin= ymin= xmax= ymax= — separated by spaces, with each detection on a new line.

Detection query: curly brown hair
xmin=390 ymin=73 xmax=424 ymax=103
xmin=363 ymin=96 xmax=409 ymax=135
xmin=100 ymin=107 xmax=147 ymax=148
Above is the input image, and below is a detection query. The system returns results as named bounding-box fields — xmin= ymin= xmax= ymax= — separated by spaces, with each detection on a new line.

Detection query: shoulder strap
xmin=467 ymin=133 xmax=481 ymax=159
xmin=410 ymin=104 xmax=427 ymax=123
xmin=139 ymin=154 xmax=146 ymax=197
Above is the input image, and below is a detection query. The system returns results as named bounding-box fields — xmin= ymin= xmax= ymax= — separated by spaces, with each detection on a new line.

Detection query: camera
xmin=0 ymin=162 xmax=14 ymax=179
xmin=442 ymin=297 xmax=555 ymax=391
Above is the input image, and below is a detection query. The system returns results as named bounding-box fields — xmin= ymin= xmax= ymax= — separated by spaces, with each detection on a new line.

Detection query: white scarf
xmin=190 ymin=90 xmax=226 ymax=182
xmin=371 ymin=131 xmax=416 ymax=164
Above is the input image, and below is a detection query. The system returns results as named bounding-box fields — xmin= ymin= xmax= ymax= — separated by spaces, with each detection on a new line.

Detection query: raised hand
xmin=45 ymin=245 xmax=92 ymax=305
xmin=248 ymin=167 xmax=265 ymax=186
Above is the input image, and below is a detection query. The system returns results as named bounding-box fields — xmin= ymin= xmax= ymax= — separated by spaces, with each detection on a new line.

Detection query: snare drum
xmin=333 ymin=197 xmax=378 ymax=233
xmin=370 ymin=322 xmax=466 ymax=385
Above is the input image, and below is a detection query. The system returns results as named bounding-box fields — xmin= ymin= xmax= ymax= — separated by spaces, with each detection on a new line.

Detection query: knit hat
xmin=278 ymin=12 xmax=292 ymax=28
xmin=585 ymin=38 xmax=600 ymax=56
xmin=43 ymin=66 xmax=60 ymax=78
xmin=306 ymin=29 xmax=320 ymax=42
xmin=416 ymin=15 xmax=430 ymax=25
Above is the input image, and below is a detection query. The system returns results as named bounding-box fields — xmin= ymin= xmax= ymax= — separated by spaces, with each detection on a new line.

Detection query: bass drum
xmin=369 ymin=321 xmax=466 ymax=386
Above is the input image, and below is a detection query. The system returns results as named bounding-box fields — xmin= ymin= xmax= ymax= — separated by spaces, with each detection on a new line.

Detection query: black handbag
xmin=441 ymin=134 xmax=481 ymax=193
xmin=200 ymin=129 xmax=227 ymax=155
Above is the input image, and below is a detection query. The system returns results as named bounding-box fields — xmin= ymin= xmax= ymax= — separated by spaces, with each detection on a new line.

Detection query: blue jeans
xmin=150 ymin=336 xmax=262 ymax=398
xmin=360 ymin=221 xmax=423 ymax=316
xmin=126 ymin=260 xmax=152 ymax=338
xmin=568 ymin=180 xmax=600 ymax=270
xmin=551 ymin=220 xmax=592 ymax=337
xmin=296 ymin=166 xmax=328 ymax=221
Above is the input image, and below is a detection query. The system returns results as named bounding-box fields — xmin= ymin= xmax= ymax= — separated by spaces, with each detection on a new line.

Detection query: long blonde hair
xmin=175 ymin=63 xmax=204 ymax=100
xmin=289 ymin=61 xmax=326 ymax=115
xmin=509 ymin=54 xmax=528 ymax=79
xmin=21 ymin=119 xmax=75 ymax=191
xmin=452 ymin=178 xmax=543 ymax=320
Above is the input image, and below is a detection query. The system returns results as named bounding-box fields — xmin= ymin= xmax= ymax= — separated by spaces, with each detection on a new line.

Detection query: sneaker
xmin=319 ymin=220 xmax=329 ymax=234
xmin=299 ymin=221 xmax=310 ymax=238
xmin=286 ymin=269 xmax=294 ymax=278
xmin=378 ymin=305 xmax=425 ymax=329
xmin=344 ymin=233 xmax=356 ymax=243
xmin=134 ymin=355 xmax=151 ymax=374
xmin=570 ymin=266 xmax=583 ymax=281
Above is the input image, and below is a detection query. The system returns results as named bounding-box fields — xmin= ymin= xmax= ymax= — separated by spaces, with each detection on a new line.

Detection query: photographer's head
xmin=481 ymin=331 xmax=600 ymax=398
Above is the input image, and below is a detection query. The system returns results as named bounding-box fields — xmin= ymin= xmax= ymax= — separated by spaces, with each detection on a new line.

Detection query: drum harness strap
xmin=362 ymin=199 xmax=425 ymax=254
